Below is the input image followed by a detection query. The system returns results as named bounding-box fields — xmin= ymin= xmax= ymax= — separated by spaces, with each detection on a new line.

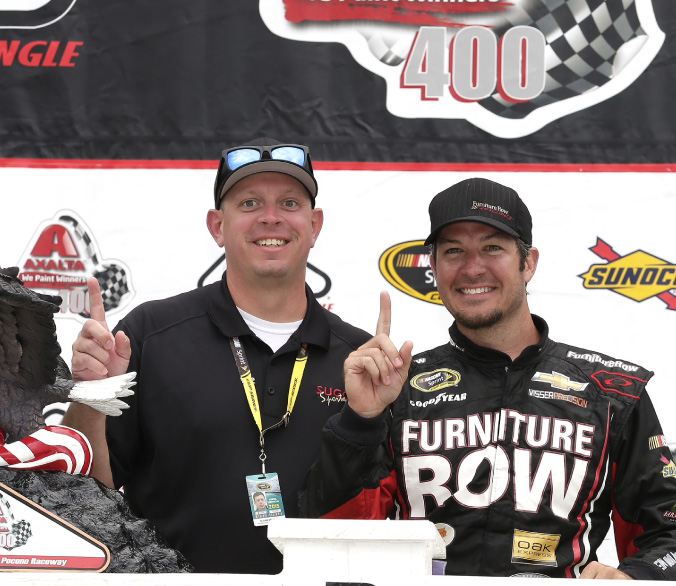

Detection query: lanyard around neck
xmin=229 ymin=336 xmax=308 ymax=443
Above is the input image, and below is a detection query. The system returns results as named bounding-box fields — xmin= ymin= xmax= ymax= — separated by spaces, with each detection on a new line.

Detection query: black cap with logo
xmin=425 ymin=178 xmax=532 ymax=246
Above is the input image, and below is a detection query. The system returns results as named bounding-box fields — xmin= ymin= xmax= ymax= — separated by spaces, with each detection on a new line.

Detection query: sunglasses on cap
xmin=213 ymin=143 xmax=316 ymax=208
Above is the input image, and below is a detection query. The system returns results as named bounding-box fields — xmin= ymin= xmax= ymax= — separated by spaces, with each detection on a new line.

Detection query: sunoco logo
xmin=17 ymin=210 xmax=134 ymax=321
xmin=379 ymin=241 xmax=441 ymax=305
xmin=580 ymin=238 xmax=676 ymax=310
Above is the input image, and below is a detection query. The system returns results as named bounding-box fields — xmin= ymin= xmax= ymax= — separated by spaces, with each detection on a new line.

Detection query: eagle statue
xmin=0 ymin=266 xmax=134 ymax=472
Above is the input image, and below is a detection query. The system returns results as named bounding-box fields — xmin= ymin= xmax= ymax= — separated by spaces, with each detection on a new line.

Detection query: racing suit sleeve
xmin=612 ymin=391 xmax=676 ymax=580
xmin=299 ymin=404 xmax=398 ymax=520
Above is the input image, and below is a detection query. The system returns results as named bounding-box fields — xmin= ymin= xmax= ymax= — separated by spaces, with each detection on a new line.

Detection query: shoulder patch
xmin=590 ymin=370 xmax=648 ymax=399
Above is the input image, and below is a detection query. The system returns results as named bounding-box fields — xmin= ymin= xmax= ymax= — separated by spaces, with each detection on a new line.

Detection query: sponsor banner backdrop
xmin=0 ymin=1 xmax=673 ymax=162
xmin=3 ymin=167 xmax=674 ymax=441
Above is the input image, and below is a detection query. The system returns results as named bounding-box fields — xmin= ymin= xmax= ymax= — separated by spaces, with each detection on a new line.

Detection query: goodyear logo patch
xmin=580 ymin=238 xmax=676 ymax=310
xmin=379 ymin=241 xmax=442 ymax=305
xmin=410 ymin=369 xmax=461 ymax=392
xmin=512 ymin=530 xmax=560 ymax=567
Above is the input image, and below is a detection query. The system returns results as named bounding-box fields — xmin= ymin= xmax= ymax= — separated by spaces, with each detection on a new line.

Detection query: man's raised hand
xmin=71 ymin=277 xmax=131 ymax=382
xmin=344 ymin=291 xmax=413 ymax=418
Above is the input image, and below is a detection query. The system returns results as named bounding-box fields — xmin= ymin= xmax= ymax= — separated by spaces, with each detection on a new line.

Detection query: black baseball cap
xmin=425 ymin=178 xmax=532 ymax=246
xmin=213 ymin=137 xmax=318 ymax=208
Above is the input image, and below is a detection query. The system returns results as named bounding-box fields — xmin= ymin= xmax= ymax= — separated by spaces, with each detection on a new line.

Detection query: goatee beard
xmin=455 ymin=308 xmax=504 ymax=330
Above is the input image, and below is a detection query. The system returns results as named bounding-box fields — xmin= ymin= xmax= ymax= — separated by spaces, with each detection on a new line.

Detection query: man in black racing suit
xmin=301 ymin=178 xmax=676 ymax=580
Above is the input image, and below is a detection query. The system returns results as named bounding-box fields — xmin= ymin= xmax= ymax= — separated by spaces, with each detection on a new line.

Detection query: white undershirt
xmin=236 ymin=307 xmax=302 ymax=353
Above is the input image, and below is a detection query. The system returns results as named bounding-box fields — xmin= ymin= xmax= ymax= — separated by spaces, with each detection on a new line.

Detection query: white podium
xmin=269 ymin=518 xmax=446 ymax=583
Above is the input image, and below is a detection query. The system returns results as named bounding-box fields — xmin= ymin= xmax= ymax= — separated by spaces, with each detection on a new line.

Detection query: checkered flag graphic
xmin=92 ymin=264 xmax=130 ymax=312
xmin=8 ymin=520 xmax=32 ymax=549
xmin=58 ymin=215 xmax=131 ymax=317
xmin=480 ymin=0 xmax=645 ymax=118
xmin=359 ymin=26 xmax=414 ymax=66
xmin=59 ymin=214 xmax=100 ymax=271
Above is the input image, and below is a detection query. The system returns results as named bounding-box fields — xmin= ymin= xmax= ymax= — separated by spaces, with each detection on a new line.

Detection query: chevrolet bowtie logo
xmin=531 ymin=372 xmax=589 ymax=392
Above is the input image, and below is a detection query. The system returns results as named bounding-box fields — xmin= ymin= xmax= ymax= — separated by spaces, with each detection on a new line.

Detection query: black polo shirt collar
xmin=206 ymin=271 xmax=331 ymax=351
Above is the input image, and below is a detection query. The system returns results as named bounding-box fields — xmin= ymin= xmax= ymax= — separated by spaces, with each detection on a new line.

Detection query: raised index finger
xmin=376 ymin=291 xmax=391 ymax=337
xmin=87 ymin=276 xmax=108 ymax=328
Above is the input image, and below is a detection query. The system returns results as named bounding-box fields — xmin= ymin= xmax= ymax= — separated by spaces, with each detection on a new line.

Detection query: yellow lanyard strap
xmin=229 ymin=337 xmax=309 ymax=438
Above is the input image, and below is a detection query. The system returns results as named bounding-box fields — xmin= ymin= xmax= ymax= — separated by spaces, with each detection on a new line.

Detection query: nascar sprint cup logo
xmin=260 ymin=0 xmax=664 ymax=138
xmin=379 ymin=240 xmax=442 ymax=305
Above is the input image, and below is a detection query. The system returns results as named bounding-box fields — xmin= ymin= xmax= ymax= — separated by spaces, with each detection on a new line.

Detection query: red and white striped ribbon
xmin=0 ymin=425 xmax=92 ymax=476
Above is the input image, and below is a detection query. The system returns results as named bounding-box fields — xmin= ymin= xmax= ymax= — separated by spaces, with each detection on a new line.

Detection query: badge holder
xmin=246 ymin=440 xmax=285 ymax=526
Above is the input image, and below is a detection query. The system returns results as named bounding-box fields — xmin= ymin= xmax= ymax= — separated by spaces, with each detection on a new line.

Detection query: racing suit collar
xmin=448 ymin=314 xmax=549 ymax=367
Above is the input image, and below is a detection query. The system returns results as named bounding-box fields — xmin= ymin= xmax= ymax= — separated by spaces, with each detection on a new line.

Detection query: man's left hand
xmin=580 ymin=561 xmax=633 ymax=579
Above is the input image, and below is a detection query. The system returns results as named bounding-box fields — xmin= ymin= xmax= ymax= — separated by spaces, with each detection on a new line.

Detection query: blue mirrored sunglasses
xmin=226 ymin=145 xmax=307 ymax=171
xmin=214 ymin=143 xmax=314 ymax=208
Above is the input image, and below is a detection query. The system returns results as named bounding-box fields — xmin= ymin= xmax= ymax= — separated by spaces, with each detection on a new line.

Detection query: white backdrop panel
xmin=2 ymin=167 xmax=674 ymax=440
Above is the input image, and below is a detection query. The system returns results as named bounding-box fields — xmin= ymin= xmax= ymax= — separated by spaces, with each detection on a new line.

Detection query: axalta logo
xmin=410 ymin=368 xmax=461 ymax=392
xmin=17 ymin=210 xmax=134 ymax=321
xmin=379 ymin=240 xmax=441 ymax=305
xmin=580 ymin=238 xmax=676 ymax=310
xmin=260 ymin=0 xmax=664 ymax=138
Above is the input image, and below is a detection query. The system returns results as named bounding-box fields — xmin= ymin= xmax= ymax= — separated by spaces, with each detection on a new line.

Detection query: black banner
xmin=0 ymin=0 xmax=673 ymax=163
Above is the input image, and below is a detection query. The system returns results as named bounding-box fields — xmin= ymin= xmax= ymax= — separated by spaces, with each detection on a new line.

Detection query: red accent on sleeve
xmin=612 ymin=462 xmax=644 ymax=560
xmin=321 ymin=469 xmax=398 ymax=520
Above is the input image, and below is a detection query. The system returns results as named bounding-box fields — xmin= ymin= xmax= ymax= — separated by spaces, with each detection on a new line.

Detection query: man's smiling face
xmin=209 ymin=172 xmax=323 ymax=285
xmin=431 ymin=221 xmax=536 ymax=331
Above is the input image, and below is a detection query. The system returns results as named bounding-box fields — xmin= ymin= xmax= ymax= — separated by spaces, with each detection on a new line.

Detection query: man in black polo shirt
xmin=63 ymin=138 xmax=371 ymax=573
